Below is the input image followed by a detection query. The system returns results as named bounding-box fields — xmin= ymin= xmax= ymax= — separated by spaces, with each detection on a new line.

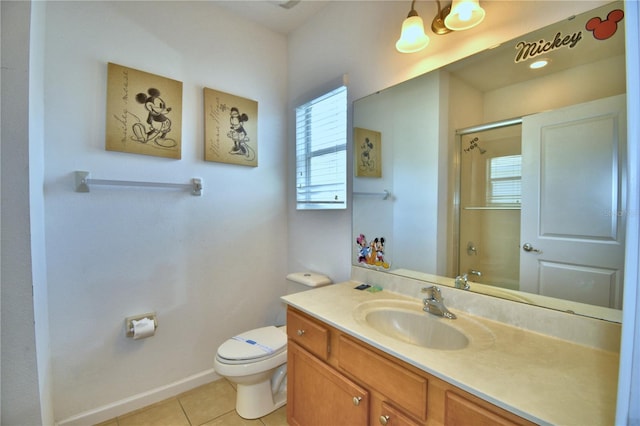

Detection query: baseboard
xmin=56 ymin=369 xmax=221 ymax=426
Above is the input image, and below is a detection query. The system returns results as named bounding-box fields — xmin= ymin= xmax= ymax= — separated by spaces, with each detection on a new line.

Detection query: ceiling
xmin=214 ymin=0 xmax=330 ymax=34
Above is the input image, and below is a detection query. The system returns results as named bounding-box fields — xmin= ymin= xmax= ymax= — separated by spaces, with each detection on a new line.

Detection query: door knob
xmin=379 ymin=415 xmax=390 ymax=425
xmin=352 ymin=396 xmax=362 ymax=406
xmin=522 ymin=243 xmax=542 ymax=253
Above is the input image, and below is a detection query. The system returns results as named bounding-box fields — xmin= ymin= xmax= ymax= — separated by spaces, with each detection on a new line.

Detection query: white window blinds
xmin=295 ymin=86 xmax=347 ymax=210
xmin=487 ymin=155 xmax=522 ymax=205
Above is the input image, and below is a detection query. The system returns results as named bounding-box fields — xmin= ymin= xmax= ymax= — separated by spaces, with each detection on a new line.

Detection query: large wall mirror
xmin=352 ymin=2 xmax=626 ymax=322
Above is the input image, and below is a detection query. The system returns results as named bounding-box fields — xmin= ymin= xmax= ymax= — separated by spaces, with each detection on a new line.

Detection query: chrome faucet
xmin=469 ymin=269 xmax=482 ymax=278
xmin=454 ymin=274 xmax=470 ymax=290
xmin=421 ymin=286 xmax=456 ymax=319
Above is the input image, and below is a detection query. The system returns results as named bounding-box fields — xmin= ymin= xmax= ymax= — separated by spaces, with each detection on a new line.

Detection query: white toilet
xmin=213 ymin=272 xmax=332 ymax=419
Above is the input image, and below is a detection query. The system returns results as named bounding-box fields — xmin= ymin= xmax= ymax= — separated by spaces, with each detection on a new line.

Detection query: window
xmin=487 ymin=155 xmax=522 ymax=205
xmin=295 ymin=86 xmax=347 ymax=210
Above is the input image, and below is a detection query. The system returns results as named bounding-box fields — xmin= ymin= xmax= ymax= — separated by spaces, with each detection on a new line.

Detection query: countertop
xmin=281 ymin=281 xmax=619 ymax=426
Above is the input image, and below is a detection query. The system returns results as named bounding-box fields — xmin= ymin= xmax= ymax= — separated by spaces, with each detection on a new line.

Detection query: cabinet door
xmin=444 ymin=391 xmax=530 ymax=426
xmin=288 ymin=341 xmax=369 ymax=426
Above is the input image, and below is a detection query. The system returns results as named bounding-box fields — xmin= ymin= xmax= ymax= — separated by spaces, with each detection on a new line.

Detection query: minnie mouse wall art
xmin=106 ymin=63 xmax=183 ymax=159
xmin=204 ymin=88 xmax=258 ymax=167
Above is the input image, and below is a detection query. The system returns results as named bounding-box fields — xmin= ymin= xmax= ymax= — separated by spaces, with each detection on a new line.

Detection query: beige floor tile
xmin=260 ymin=405 xmax=288 ymax=426
xmin=179 ymin=379 xmax=237 ymax=425
xmin=118 ymin=398 xmax=189 ymax=426
xmin=200 ymin=410 xmax=262 ymax=426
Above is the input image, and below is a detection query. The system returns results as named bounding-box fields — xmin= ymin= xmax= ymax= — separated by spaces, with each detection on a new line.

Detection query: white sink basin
xmin=353 ymin=299 xmax=494 ymax=351
xmin=365 ymin=308 xmax=469 ymax=349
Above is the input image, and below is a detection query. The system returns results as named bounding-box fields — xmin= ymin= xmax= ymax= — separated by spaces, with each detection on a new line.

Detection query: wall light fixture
xmin=396 ymin=0 xmax=486 ymax=53
xmin=395 ymin=0 xmax=431 ymax=53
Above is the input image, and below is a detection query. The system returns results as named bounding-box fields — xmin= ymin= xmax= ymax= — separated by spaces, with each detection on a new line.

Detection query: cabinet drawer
xmin=338 ymin=335 xmax=428 ymax=421
xmin=377 ymin=401 xmax=422 ymax=426
xmin=444 ymin=390 xmax=535 ymax=426
xmin=287 ymin=308 xmax=330 ymax=360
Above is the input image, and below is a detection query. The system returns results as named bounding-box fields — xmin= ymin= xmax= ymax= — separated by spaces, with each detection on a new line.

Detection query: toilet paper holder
xmin=125 ymin=312 xmax=158 ymax=338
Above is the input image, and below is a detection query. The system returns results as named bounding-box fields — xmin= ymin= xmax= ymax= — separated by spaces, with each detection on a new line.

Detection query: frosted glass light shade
xmin=444 ymin=0 xmax=485 ymax=31
xmin=396 ymin=15 xmax=430 ymax=53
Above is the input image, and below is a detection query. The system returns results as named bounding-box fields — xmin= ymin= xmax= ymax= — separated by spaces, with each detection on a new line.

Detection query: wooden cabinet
xmin=288 ymin=341 xmax=369 ymax=426
xmin=286 ymin=307 xmax=535 ymax=426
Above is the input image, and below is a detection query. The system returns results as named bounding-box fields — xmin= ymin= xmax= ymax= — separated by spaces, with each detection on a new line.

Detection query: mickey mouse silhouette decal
xmin=586 ymin=9 xmax=624 ymax=40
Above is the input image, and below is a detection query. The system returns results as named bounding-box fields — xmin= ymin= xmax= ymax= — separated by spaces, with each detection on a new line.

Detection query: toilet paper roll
xmin=131 ymin=318 xmax=155 ymax=340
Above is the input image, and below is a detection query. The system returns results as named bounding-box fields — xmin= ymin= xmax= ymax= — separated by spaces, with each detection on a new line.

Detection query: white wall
xmin=41 ymin=1 xmax=288 ymax=422
xmin=617 ymin=1 xmax=640 ymax=422
xmin=352 ymin=72 xmax=442 ymax=273
xmin=1 ymin=2 xmax=46 ymax=424
xmin=30 ymin=0 xmax=55 ymax=423
xmin=353 ymin=89 xmax=395 ymax=265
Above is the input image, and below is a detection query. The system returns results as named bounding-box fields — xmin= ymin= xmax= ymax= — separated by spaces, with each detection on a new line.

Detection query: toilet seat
xmin=217 ymin=326 xmax=286 ymax=365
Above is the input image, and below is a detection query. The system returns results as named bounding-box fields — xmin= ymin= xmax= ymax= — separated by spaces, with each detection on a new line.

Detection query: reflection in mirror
xmin=352 ymin=2 xmax=626 ymax=322
xmin=457 ymin=121 xmax=522 ymax=291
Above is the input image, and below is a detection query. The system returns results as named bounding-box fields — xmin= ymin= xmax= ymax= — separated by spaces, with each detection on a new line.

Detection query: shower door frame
xmin=452 ymin=117 xmax=523 ymax=281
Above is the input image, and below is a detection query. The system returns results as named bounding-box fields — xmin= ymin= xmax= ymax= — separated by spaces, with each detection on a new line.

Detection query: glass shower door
xmin=457 ymin=122 xmax=522 ymax=290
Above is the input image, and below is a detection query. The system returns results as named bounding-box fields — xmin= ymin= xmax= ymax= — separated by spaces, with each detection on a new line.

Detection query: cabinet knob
xmin=352 ymin=396 xmax=362 ymax=406
xmin=379 ymin=415 xmax=390 ymax=425
xmin=297 ymin=329 xmax=305 ymax=336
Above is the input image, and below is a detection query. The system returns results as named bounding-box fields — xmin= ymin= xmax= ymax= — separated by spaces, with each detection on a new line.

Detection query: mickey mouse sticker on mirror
xmin=356 ymin=234 xmax=390 ymax=269
xmin=354 ymin=127 xmax=382 ymax=178
xmin=105 ymin=63 xmax=183 ymax=159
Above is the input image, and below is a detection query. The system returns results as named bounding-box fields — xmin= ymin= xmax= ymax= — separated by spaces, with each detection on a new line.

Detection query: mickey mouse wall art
xmin=106 ymin=63 xmax=183 ymax=159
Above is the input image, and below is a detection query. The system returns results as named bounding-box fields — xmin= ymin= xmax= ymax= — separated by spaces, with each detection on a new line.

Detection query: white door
xmin=520 ymin=95 xmax=626 ymax=309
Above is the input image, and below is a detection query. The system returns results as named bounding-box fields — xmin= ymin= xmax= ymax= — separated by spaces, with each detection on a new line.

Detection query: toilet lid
xmin=217 ymin=326 xmax=287 ymax=362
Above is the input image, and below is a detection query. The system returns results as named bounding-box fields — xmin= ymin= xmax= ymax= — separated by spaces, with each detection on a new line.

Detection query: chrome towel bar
xmin=74 ymin=171 xmax=202 ymax=196
xmin=353 ymin=190 xmax=391 ymax=200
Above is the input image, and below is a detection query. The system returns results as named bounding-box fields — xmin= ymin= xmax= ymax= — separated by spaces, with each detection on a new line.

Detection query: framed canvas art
xmin=354 ymin=127 xmax=382 ymax=177
xmin=204 ymin=88 xmax=258 ymax=167
xmin=105 ymin=63 xmax=183 ymax=159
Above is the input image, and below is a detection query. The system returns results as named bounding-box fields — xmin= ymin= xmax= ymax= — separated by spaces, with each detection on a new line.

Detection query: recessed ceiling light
xmin=530 ymin=59 xmax=550 ymax=69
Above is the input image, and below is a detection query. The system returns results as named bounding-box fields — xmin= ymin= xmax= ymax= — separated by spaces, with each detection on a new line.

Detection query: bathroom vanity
xmin=281 ymin=281 xmax=619 ymax=425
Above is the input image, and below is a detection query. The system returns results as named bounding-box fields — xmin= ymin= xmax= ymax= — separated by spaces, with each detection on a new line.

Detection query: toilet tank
xmin=286 ymin=272 xmax=332 ymax=294
xmin=274 ymin=272 xmax=332 ymax=326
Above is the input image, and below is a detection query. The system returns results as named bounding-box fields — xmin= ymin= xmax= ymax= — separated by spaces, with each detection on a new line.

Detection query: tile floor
xmin=96 ymin=379 xmax=288 ymax=426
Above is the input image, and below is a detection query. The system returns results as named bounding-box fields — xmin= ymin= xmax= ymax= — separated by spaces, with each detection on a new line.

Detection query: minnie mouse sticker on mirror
xmin=105 ymin=63 xmax=183 ymax=159
xmin=204 ymin=88 xmax=258 ymax=167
